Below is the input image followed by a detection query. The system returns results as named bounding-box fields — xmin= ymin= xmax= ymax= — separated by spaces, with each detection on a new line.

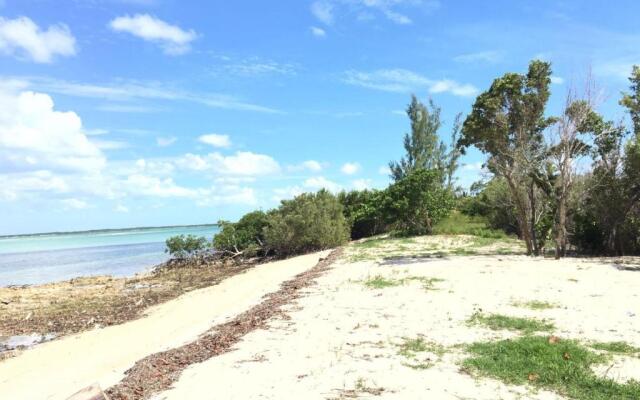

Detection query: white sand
xmin=151 ymin=255 xmax=640 ymax=400
xmin=0 ymin=250 xmax=329 ymax=400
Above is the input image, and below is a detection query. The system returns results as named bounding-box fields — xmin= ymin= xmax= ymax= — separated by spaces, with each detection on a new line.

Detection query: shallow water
xmin=0 ymin=225 xmax=219 ymax=286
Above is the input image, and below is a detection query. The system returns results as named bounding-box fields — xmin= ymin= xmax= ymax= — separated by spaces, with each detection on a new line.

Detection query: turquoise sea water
xmin=0 ymin=225 xmax=220 ymax=286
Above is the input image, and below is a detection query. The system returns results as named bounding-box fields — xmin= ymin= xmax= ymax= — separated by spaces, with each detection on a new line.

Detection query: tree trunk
xmin=529 ymin=183 xmax=540 ymax=256
xmin=555 ymin=196 xmax=567 ymax=259
xmin=505 ymin=176 xmax=534 ymax=255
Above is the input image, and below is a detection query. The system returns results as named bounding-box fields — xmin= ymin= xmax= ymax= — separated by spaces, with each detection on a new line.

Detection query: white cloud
xmin=219 ymin=58 xmax=297 ymax=77
xmin=594 ymin=58 xmax=640 ymax=80
xmin=272 ymin=186 xmax=304 ymax=202
xmin=352 ymin=178 xmax=372 ymax=190
xmin=344 ymin=69 xmax=478 ymax=97
xmin=109 ymin=14 xmax=197 ymax=55
xmin=156 ymin=136 xmax=177 ymax=147
xmin=310 ymin=26 xmax=326 ymax=37
xmin=0 ymin=16 xmax=76 ymax=63
xmin=312 ymin=0 xmax=439 ymax=26
xmin=302 ymin=160 xmax=323 ymax=172
xmin=550 ymin=75 xmax=564 ymax=85
xmin=198 ymin=133 xmax=231 ymax=148
xmin=0 ymin=170 xmax=68 ymax=201
xmin=453 ymin=50 xmax=502 ymax=64
xmin=115 ymin=204 xmax=129 ymax=213
xmin=177 ymin=151 xmax=281 ymax=176
xmin=125 ymin=174 xmax=196 ymax=198
xmin=378 ymin=165 xmax=391 ymax=175
xmin=341 ymin=162 xmax=361 ymax=175
xmin=90 ymin=139 xmax=129 ymax=150
xmin=304 ymin=176 xmax=342 ymax=192
xmin=462 ymin=162 xmax=483 ymax=171
xmin=311 ymin=1 xmax=334 ymax=25
xmin=86 ymin=128 xmax=109 ymax=136
xmin=97 ymin=103 xmax=162 ymax=113
xmin=287 ymin=160 xmax=324 ymax=172
xmin=16 ymin=77 xmax=280 ymax=114
xmin=196 ymin=185 xmax=257 ymax=206
xmin=382 ymin=9 xmax=412 ymax=25
xmin=62 ymin=198 xmax=90 ymax=210
xmin=0 ymin=89 xmax=105 ymax=172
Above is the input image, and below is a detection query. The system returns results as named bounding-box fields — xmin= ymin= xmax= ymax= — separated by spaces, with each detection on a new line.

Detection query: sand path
xmin=0 ymin=250 xmax=330 ymax=400
xmin=151 ymin=255 xmax=640 ymax=400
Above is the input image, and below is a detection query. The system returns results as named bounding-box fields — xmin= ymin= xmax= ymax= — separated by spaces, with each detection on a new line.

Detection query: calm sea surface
xmin=0 ymin=225 xmax=220 ymax=286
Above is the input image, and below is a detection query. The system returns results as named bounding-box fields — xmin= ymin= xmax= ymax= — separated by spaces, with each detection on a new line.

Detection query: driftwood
xmin=66 ymin=384 xmax=110 ymax=400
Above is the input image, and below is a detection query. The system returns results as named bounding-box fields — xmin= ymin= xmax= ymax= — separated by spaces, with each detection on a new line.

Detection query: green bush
xmin=460 ymin=178 xmax=519 ymax=235
xmin=338 ymin=189 xmax=387 ymax=239
xmin=380 ymin=169 xmax=454 ymax=235
xmin=264 ymin=190 xmax=350 ymax=256
xmin=433 ymin=210 xmax=507 ymax=238
xmin=213 ymin=210 xmax=269 ymax=257
xmin=165 ymin=234 xmax=209 ymax=260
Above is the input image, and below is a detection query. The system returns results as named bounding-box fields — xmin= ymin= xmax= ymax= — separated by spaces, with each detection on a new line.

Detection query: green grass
xmin=397 ymin=337 xmax=446 ymax=369
xmin=433 ymin=211 xmax=508 ymax=239
xmin=590 ymin=341 xmax=640 ymax=355
xmin=363 ymin=275 xmax=443 ymax=290
xmin=463 ymin=336 xmax=640 ymax=400
xmin=363 ymin=275 xmax=402 ymax=289
xmin=468 ymin=312 xmax=555 ymax=334
xmin=513 ymin=300 xmax=558 ymax=310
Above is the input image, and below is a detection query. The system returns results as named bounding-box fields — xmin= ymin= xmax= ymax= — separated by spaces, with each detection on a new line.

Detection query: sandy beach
xmin=149 ymin=253 xmax=640 ymax=399
xmin=1 ymin=236 xmax=639 ymax=399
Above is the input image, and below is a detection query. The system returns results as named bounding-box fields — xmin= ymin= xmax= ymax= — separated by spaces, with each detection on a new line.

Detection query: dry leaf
xmin=563 ymin=352 xmax=571 ymax=360
xmin=548 ymin=335 xmax=560 ymax=344
xmin=528 ymin=373 xmax=539 ymax=382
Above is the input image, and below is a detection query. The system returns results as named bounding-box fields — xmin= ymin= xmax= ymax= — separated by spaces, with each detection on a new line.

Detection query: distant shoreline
xmin=0 ymin=224 xmax=219 ymax=240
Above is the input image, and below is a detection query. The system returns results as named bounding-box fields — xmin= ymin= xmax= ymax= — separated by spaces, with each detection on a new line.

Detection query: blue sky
xmin=0 ymin=0 xmax=639 ymax=235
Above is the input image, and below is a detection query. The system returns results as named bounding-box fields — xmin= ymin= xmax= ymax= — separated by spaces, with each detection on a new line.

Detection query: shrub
xmin=338 ymin=189 xmax=387 ymax=239
xmin=213 ymin=210 xmax=269 ymax=257
xmin=460 ymin=178 xmax=519 ymax=235
xmin=264 ymin=190 xmax=350 ymax=256
xmin=380 ymin=169 xmax=454 ymax=235
xmin=433 ymin=210 xmax=507 ymax=238
xmin=165 ymin=234 xmax=209 ymax=260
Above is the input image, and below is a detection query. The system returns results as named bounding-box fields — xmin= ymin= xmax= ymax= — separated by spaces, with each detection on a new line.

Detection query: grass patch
xmin=363 ymin=275 xmax=443 ymax=290
xmin=397 ymin=337 xmax=446 ymax=369
xmin=468 ymin=312 xmax=555 ymax=334
xmin=402 ymin=276 xmax=443 ymax=290
xmin=363 ymin=275 xmax=402 ymax=289
xmin=590 ymin=341 xmax=640 ymax=355
xmin=353 ymin=237 xmax=387 ymax=249
xmin=463 ymin=336 xmax=640 ymax=400
xmin=433 ymin=211 xmax=507 ymax=239
xmin=513 ymin=300 xmax=558 ymax=310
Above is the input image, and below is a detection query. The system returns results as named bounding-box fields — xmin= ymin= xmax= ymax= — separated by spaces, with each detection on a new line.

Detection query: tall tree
xmin=621 ymin=65 xmax=640 ymax=135
xmin=458 ymin=60 xmax=554 ymax=255
xmin=389 ymin=96 xmax=446 ymax=181
xmin=539 ymin=87 xmax=600 ymax=258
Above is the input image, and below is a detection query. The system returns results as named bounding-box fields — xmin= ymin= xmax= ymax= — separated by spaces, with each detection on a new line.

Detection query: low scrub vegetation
xmin=166 ymin=189 xmax=350 ymax=263
xmin=165 ymin=235 xmax=212 ymax=262
xmin=432 ymin=210 xmax=508 ymax=238
xmin=264 ymin=190 xmax=350 ymax=257
xmin=512 ymin=300 xmax=558 ymax=310
xmin=467 ymin=312 xmax=555 ymax=334
xmin=363 ymin=275 xmax=443 ymax=290
xmin=589 ymin=341 xmax=640 ymax=355
xmin=397 ymin=337 xmax=446 ymax=369
xmin=464 ymin=336 xmax=640 ymax=400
